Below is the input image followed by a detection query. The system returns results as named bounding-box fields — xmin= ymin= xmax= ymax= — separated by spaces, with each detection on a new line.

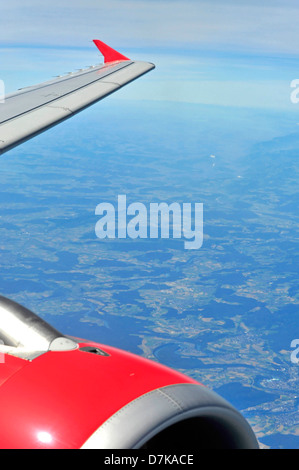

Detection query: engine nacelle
xmin=0 ymin=296 xmax=258 ymax=449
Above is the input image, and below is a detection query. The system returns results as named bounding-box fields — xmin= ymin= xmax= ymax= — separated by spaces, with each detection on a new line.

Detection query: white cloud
xmin=1 ymin=1 xmax=299 ymax=55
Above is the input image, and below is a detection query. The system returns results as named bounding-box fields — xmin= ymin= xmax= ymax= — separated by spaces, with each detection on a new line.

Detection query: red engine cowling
xmin=0 ymin=296 xmax=258 ymax=449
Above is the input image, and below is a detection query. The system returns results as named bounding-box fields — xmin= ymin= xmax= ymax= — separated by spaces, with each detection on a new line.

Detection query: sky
xmin=1 ymin=1 xmax=299 ymax=109
xmin=1 ymin=0 xmax=299 ymax=53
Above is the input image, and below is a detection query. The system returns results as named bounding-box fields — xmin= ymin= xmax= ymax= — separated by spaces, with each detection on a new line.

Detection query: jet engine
xmin=0 ymin=295 xmax=258 ymax=449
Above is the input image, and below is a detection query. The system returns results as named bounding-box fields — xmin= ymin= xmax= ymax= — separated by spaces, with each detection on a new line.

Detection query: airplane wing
xmin=0 ymin=40 xmax=155 ymax=155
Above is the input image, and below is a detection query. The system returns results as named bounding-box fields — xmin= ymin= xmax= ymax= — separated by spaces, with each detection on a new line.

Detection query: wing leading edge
xmin=0 ymin=40 xmax=155 ymax=155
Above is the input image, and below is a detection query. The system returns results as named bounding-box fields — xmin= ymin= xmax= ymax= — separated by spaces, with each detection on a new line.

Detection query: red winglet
xmin=93 ymin=40 xmax=130 ymax=63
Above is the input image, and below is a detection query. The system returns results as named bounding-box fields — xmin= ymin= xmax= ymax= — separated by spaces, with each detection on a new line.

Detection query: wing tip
xmin=93 ymin=40 xmax=130 ymax=63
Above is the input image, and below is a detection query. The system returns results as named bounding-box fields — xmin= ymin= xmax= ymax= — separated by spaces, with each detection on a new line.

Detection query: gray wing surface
xmin=0 ymin=41 xmax=154 ymax=155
